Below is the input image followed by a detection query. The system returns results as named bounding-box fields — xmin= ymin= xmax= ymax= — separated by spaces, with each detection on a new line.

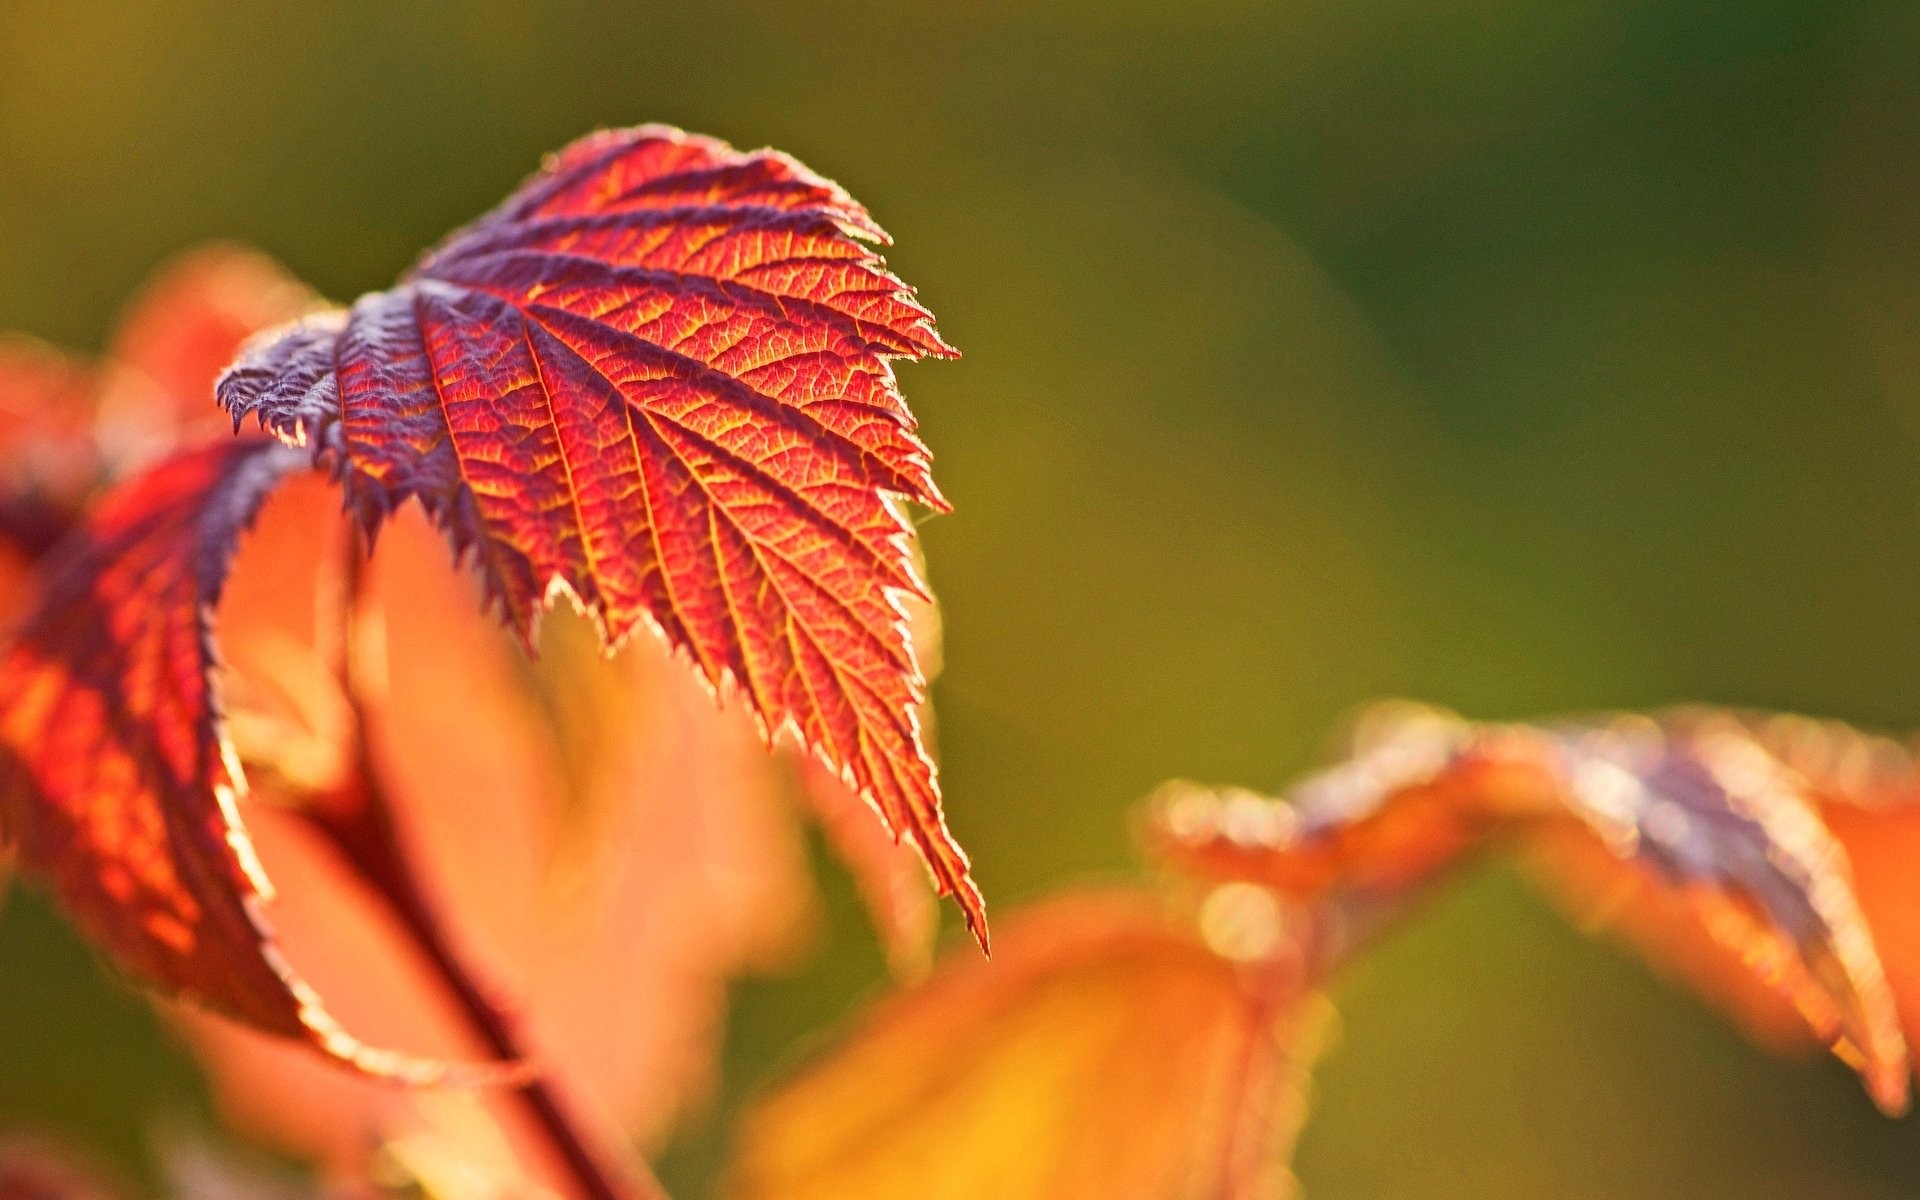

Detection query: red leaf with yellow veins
xmin=0 ymin=438 xmax=500 ymax=1083
xmin=218 ymin=125 xmax=982 ymax=944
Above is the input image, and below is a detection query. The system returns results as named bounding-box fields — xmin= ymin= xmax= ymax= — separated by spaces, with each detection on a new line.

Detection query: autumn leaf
xmin=787 ymin=570 xmax=943 ymax=974
xmin=1735 ymin=713 xmax=1920 ymax=1102
xmin=217 ymin=125 xmax=982 ymax=946
xmin=0 ymin=335 xmax=96 ymax=533
xmin=725 ymin=890 xmax=1323 ymax=1200
xmin=0 ymin=438 xmax=496 ymax=1083
xmin=0 ymin=245 xmax=314 ymax=590
xmin=1148 ymin=702 xmax=1911 ymax=1113
xmin=179 ymin=494 xmax=768 ymax=1193
xmin=180 ymin=499 xmax=930 ymax=1192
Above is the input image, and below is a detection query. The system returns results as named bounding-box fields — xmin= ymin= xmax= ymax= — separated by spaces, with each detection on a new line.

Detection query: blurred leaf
xmin=1148 ymin=702 xmax=1912 ymax=1114
xmin=99 ymin=245 xmax=320 ymax=449
xmin=0 ymin=244 xmax=315 ymax=611
xmin=0 ymin=439 xmax=467 ymax=1083
xmin=184 ymin=499 xmax=938 ymax=1192
xmin=726 ymin=890 xmax=1322 ymax=1200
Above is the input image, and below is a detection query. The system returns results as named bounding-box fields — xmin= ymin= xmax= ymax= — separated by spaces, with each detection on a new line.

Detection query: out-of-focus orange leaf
xmin=0 ymin=438 xmax=482 ymax=1083
xmin=177 ymin=476 xmax=536 ymax=1176
xmin=1736 ymin=714 xmax=1920 ymax=1100
xmin=0 ymin=336 xmax=104 ymax=620
xmin=175 ymin=480 xmax=947 ymax=1192
xmin=173 ymin=799 xmax=518 ymax=1184
xmin=525 ymin=605 xmax=813 ymax=1149
xmin=218 ymin=124 xmax=982 ymax=947
xmin=184 ymin=502 xmax=822 ymax=1190
xmin=726 ymin=890 xmax=1322 ymax=1200
xmin=0 ymin=246 xmax=312 ymax=616
xmin=1147 ymin=702 xmax=1910 ymax=1114
xmin=1148 ymin=704 xmax=1500 ymax=898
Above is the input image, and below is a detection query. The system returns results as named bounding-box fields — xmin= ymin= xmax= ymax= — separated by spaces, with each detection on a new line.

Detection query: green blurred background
xmin=4 ymin=0 xmax=1920 ymax=1195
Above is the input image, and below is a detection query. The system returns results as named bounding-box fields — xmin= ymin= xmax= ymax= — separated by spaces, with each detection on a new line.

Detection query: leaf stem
xmin=304 ymin=528 xmax=660 ymax=1200
xmin=311 ymin=773 xmax=654 ymax=1200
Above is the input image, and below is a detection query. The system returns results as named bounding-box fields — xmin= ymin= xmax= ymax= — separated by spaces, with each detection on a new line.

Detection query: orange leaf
xmin=1148 ymin=703 xmax=1910 ymax=1113
xmin=216 ymin=125 xmax=982 ymax=946
xmin=185 ymin=503 xmax=821 ymax=1187
xmin=0 ymin=438 xmax=487 ymax=1083
xmin=522 ymin=611 xmax=814 ymax=1147
xmin=0 ymin=336 xmax=95 ymax=464
xmin=725 ymin=890 xmax=1320 ymax=1200
xmin=1738 ymin=713 xmax=1920 ymax=1101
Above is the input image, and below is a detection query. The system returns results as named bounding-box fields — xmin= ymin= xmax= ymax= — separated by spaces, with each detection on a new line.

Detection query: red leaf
xmin=1737 ymin=714 xmax=1920 ymax=1101
xmin=0 ymin=244 xmax=313 ymax=573
xmin=217 ymin=125 xmax=982 ymax=946
xmin=1148 ymin=703 xmax=1911 ymax=1113
xmin=790 ymin=586 xmax=943 ymax=973
xmin=0 ymin=336 xmax=101 ymax=561
xmin=0 ymin=438 xmax=494 ymax=1082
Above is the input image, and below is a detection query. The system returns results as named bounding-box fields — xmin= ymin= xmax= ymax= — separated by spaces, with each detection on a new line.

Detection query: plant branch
xmin=302 ymin=528 xmax=659 ymax=1200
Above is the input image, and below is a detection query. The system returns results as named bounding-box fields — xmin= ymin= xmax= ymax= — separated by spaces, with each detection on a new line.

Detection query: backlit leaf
xmin=1147 ymin=703 xmax=1910 ymax=1113
xmin=0 ymin=244 xmax=313 ymax=585
xmin=217 ymin=124 xmax=981 ymax=945
xmin=0 ymin=336 xmax=101 ymax=568
xmin=185 ymin=504 xmax=948 ymax=1191
xmin=0 ymin=438 xmax=486 ymax=1083
xmin=522 ymin=600 xmax=813 ymax=1149
xmin=184 ymin=503 xmax=820 ymax=1189
xmin=1736 ymin=713 xmax=1920 ymax=1101
xmin=789 ymin=585 xmax=942 ymax=974
xmin=726 ymin=891 xmax=1322 ymax=1200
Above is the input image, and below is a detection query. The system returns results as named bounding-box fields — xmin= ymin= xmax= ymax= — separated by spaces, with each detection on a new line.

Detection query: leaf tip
xmin=956 ymin=879 xmax=991 ymax=957
xmin=1869 ymin=1067 xmax=1911 ymax=1118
